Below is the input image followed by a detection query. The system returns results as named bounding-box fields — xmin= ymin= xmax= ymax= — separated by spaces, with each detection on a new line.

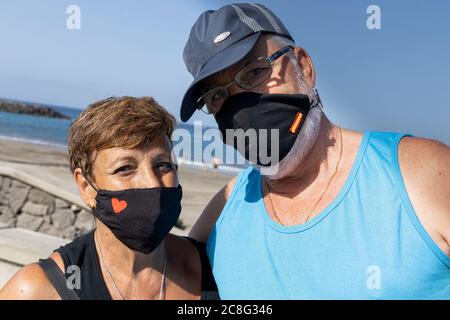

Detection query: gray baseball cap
xmin=180 ymin=3 xmax=293 ymax=122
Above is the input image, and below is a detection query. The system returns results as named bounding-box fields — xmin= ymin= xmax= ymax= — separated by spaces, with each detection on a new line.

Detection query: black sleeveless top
xmin=45 ymin=230 xmax=219 ymax=300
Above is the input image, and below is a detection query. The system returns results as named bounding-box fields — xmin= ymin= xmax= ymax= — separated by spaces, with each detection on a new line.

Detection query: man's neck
xmin=266 ymin=116 xmax=341 ymax=197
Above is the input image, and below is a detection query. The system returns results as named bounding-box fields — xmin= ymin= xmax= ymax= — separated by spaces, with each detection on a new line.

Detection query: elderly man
xmin=180 ymin=3 xmax=450 ymax=299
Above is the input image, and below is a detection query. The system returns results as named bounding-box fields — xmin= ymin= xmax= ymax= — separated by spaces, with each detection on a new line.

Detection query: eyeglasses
xmin=197 ymin=45 xmax=294 ymax=115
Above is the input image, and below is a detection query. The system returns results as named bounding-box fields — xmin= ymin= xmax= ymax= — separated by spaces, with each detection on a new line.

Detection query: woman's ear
xmin=293 ymin=47 xmax=316 ymax=88
xmin=74 ymin=168 xmax=97 ymax=209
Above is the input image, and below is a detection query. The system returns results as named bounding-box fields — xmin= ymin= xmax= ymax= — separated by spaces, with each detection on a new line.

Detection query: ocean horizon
xmin=0 ymin=106 xmax=245 ymax=174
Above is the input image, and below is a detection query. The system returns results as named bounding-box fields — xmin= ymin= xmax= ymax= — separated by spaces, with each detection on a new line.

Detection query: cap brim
xmin=180 ymin=33 xmax=262 ymax=122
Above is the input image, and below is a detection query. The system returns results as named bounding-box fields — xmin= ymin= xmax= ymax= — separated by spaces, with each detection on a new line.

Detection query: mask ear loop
xmin=314 ymin=88 xmax=324 ymax=109
xmin=82 ymin=172 xmax=98 ymax=192
xmin=82 ymin=172 xmax=101 ymax=211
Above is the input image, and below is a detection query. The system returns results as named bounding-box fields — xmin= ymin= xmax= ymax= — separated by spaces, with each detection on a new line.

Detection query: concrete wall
xmin=0 ymin=174 xmax=95 ymax=240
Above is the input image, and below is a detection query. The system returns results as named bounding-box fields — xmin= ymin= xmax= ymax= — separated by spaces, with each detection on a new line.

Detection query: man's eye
xmin=211 ymin=90 xmax=226 ymax=102
xmin=211 ymin=94 xmax=221 ymax=103
xmin=247 ymin=67 xmax=266 ymax=78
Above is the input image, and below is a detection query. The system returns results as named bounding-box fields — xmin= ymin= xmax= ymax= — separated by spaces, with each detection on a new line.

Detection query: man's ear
xmin=74 ymin=168 xmax=97 ymax=209
xmin=293 ymin=47 xmax=316 ymax=88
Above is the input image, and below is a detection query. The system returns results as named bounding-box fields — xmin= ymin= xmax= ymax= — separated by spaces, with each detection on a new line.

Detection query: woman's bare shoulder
xmin=0 ymin=259 xmax=60 ymax=300
xmin=165 ymin=234 xmax=202 ymax=298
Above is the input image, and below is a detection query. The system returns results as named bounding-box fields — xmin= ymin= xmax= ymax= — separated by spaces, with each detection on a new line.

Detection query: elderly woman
xmin=0 ymin=97 xmax=218 ymax=300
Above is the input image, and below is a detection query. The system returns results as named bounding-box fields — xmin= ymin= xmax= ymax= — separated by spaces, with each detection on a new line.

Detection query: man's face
xmin=198 ymin=35 xmax=314 ymax=116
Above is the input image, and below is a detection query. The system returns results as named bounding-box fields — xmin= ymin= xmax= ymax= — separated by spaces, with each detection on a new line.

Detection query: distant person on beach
xmin=204 ymin=157 xmax=221 ymax=174
xmin=0 ymin=97 xmax=218 ymax=300
xmin=181 ymin=3 xmax=450 ymax=299
xmin=212 ymin=157 xmax=221 ymax=171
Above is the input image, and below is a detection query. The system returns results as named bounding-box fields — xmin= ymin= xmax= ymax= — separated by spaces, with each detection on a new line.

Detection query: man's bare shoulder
xmin=398 ymin=136 xmax=450 ymax=254
xmin=0 ymin=260 xmax=60 ymax=300
xmin=398 ymin=136 xmax=449 ymax=196
xmin=189 ymin=176 xmax=237 ymax=243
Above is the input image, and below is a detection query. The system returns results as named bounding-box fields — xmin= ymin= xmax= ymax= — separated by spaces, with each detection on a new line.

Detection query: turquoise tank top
xmin=207 ymin=131 xmax=450 ymax=299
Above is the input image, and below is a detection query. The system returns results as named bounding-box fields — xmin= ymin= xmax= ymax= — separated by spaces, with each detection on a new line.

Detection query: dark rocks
xmin=0 ymin=99 xmax=71 ymax=120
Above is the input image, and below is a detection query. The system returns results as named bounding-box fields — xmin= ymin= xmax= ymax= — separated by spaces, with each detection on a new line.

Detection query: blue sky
xmin=0 ymin=0 xmax=449 ymax=143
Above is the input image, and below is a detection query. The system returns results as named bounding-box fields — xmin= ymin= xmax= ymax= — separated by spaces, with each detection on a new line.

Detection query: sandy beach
xmin=0 ymin=137 xmax=233 ymax=235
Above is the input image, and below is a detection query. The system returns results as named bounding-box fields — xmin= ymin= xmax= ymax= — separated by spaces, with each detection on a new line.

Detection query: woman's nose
xmin=136 ymin=167 xmax=162 ymax=189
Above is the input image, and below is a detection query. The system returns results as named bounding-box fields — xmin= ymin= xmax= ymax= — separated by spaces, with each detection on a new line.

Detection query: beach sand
xmin=0 ymin=138 xmax=233 ymax=236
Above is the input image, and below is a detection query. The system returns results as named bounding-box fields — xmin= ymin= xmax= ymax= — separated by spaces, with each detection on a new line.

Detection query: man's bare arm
xmin=399 ymin=137 xmax=450 ymax=256
xmin=189 ymin=177 xmax=237 ymax=243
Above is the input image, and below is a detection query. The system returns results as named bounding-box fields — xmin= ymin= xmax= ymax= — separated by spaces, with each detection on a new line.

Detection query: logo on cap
xmin=214 ymin=31 xmax=231 ymax=44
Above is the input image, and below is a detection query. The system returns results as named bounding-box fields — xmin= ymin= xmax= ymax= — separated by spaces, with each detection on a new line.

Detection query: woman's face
xmin=90 ymin=135 xmax=177 ymax=192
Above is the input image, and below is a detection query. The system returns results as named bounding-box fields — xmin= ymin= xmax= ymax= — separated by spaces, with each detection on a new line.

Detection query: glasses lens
xmin=236 ymin=59 xmax=272 ymax=89
xmin=203 ymin=86 xmax=229 ymax=114
xmin=199 ymin=104 xmax=212 ymax=114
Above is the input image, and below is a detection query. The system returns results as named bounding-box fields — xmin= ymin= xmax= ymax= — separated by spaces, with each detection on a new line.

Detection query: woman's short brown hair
xmin=68 ymin=96 xmax=176 ymax=181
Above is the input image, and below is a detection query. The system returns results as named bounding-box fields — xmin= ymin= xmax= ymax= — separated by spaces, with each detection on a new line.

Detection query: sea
xmin=0 ymin=106 xmax=245 ymax=175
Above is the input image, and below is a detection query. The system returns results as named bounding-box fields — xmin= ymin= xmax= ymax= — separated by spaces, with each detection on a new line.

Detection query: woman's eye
xmin=156 ymin=162 xmax=175 ymax=172
xmin=113 ymin=165 xmax=134 ymax=174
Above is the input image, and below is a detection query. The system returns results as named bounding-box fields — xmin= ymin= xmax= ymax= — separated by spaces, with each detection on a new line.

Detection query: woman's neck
xmin=94 ymin=221 xmax=165 ymax=276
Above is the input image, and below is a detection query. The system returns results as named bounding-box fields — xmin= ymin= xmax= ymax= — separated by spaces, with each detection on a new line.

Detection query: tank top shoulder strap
xmin=37 ymin=257 xmax=80 ymax=300
xmin=365 ymin=131 xmax=412 ymax=165
xmin=54 ymin=230 xmax=112 ymax=300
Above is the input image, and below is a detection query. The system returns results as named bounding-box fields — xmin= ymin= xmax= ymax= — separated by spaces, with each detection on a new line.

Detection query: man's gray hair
xmin=267 ymin=35 xmax=316 ymax=100
xmin=270 ymin=34 xmax=295 ymax=48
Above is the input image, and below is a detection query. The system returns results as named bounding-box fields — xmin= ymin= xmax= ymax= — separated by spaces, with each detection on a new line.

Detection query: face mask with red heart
xmin=88 ymin=182 xmax=182 ymax=254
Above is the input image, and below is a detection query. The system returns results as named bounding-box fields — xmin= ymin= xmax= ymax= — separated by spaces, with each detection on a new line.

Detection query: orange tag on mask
xmin=289 ymin=112 xmax=303 ymax=134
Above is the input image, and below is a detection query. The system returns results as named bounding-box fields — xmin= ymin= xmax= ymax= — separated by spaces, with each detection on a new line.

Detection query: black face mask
xmin=215 ymin=92 xmax=314 ymax=166
xmin=91 ymin=184 xmax=182 ymax=254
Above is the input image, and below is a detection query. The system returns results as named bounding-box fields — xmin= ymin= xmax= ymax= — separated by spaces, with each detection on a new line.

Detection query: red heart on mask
xmin=111 ymin=198 xmax=127 ymax=214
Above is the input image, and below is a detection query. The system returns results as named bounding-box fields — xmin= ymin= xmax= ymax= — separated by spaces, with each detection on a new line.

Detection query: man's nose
xmin=221 ymin=86 xmax=254 ymax=111
xmin=228 ymin=84 xmax=248 ymax=97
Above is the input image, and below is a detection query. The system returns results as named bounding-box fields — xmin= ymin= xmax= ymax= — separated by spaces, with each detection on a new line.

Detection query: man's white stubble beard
xmin=258 ymin=56 xmax=325 ymax=180
xmin=259 ymin=103 xmax=324 ymax=181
